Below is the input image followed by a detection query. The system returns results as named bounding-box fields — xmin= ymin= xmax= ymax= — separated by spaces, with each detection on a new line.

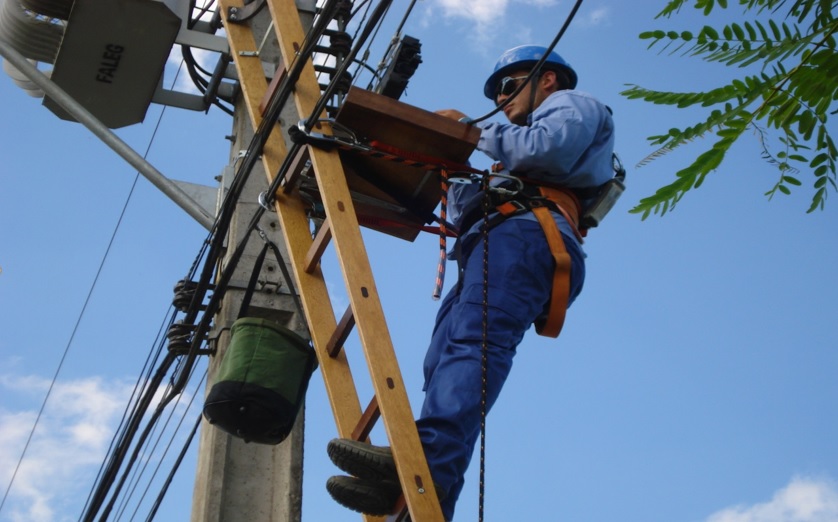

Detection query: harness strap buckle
xmin=495 ymin=200 xmax=529 ymax=216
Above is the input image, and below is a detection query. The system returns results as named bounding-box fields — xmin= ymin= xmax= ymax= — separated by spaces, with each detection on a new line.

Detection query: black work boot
xmin=327 ymin=438 xmax=398 ymax=481
xmin=326 ymin=475 xmax=402 ymax=516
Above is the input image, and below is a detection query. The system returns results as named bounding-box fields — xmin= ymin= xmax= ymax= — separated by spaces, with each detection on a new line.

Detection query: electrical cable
xmin=158 ymin=0 xmax=351 ymax=399
xmin=79 ymin=311 xmax=172 ymax=521
xmin=112 ymin=362 xmax=203 ymax=520
xmin=472 ymin=1 xmax=585 ymax=519
xmin=470 ymin=0 xmax=585 ymax=125
xmin=76 ymin=0 xmax=415 ymax=517
xmin=364 ymin=0 xmax=416 ymax=91
xmin=0 ymin=172 xmax=140 ymax=518
xmin=303 ymin=0 xmax=394 ymax=133
xmin=143 ymin=413 xmax=203 ymax=522
xmin=75 ymin=61 xmax=200 ymax=522
xmin=0 ymin=69 xmax=183 ymax=520
xmin=123 ymin=370 xmax=207 ymax=521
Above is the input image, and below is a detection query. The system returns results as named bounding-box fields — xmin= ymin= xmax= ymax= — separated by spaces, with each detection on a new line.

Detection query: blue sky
xmin=2 ymin=1 xmax=837 ymax=521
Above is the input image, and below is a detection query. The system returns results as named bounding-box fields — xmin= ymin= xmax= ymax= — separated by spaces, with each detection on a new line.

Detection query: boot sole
xmin=326 ymin=475 xmax=401 ymax=516
xmin=327 ymin=438 xmax=398 ymax=482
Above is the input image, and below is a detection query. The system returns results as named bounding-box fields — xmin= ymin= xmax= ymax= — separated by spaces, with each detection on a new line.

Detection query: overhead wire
xmin=76 ymin=58 xmax=212 ymax=522
xmin=143 ymin=413 xmax=203 ymax=522
xmin=120 ymin=370 xmax=207 ymax=521
xmin=80 ymin=310 xmax=172 ymax=520
xmin=76 ymin=1 xmax=372 ymax=518
xmin=473 ymin=1 xmax=586 ymax=520
xmin=363 ymin=0 xmax=417 ymax=91
xmin=470 ymin=0 xmax=585 ymax=125
xmin=110 ymin=317 xmax=181 ymax=521
xmin=0 ymin=58 xmax=182 ymax=520
xmin=74 ymin=0 xmax=423 ymax=518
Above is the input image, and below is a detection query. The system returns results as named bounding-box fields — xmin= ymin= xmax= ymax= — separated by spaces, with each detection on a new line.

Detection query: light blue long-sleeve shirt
xmin=449 ymin=88 xmax=616 ymax=253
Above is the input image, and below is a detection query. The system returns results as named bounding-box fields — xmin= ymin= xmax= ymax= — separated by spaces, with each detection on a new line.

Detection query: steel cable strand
xmin=364 ymin=0 xmax=417 ymax=90
xmin=127 ymin=370 xmax=208 ymax=521
xmin=79 ymin=351 xmax=179 ymax=522
xmin=303 ymin=0 xmax=395 ymax=133
xmin=168 ymin=203 xmax=267 ymax=395
xmin=247 ymin=0 xmax=399 ymax=223
xmin=111 ymin=7 xmax=396 ymax=504
xmin=97 ymin=343 xmax=210 ymax=521
xmin=113 ymin=362 xmax=207 ymax=521
xmin=80 ymin=309 xmax=177 ymax=521
xmin=79 ymin=307 xmax=180 ymax=520
xmin=143 ymin=413 xmax=203 ymax=522
xmin=77 ymin=7 xmax=346 ymax=517
xmin=170 ymin=0 xmax=348 ymax=338
xmin=90 ymin=368 xmax=184 ymax=522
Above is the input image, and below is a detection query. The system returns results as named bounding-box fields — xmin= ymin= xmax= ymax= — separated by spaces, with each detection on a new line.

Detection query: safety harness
xmin=459 ymin=169 xmax=588 ymax=338
xmin=289 ymin=121 xmax=623 ymax=338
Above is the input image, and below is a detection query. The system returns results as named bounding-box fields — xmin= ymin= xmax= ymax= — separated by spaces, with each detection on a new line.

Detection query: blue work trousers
xmin=415 ymin=217 xmax=584 ymax=521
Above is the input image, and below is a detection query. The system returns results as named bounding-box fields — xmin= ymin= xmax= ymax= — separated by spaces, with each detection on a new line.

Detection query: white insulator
xmin=0 ymin=0 xmax=65 ymax=63
xmin=2 ymin=57 xmax=46 ymax=97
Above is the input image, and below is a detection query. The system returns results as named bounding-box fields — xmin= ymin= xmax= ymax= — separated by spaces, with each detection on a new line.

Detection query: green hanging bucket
xmin=203 ymin=317 xmax=318 ymax=445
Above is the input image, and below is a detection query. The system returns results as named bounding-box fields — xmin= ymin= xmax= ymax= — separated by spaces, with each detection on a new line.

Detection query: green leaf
xmin=811 ymin=152 xmax=830 ymax=167
xmin=703 ymin=25 xmax=719 ymax=40
xmin=640 ymin=30 xmax=665 ymax=40
xmin=769 ymin=19 xmax=781 ymax=39
xmin=807 ymin=188 xmax=826 ymax=213
xmin=782 ymin=175 xmax=803 ymax=185
xmin=744 ymin=21 xmax=757 ymax=40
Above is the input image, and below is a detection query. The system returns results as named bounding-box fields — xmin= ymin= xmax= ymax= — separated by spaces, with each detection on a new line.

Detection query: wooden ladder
xmin=216 ymin=0 xmax=476 ymax=519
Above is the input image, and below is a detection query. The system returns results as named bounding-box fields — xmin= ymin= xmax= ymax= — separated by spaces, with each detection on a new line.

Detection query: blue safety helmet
xmin=483 ymin=45 xmax=578 ymax=100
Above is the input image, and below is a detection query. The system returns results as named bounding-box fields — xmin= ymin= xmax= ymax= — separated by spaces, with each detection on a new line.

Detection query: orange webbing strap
xmin=531 ymin=205 xmax=572 ymax=338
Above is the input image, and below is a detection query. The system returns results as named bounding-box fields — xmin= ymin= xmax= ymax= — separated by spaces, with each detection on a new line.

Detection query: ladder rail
xmin=218 ymin=0 xmax=445 ymax=520
xmin=219 ymin=0 xmax=366 ymax=441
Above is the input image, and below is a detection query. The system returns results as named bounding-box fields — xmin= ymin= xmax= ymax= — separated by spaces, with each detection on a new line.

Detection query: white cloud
xmin=429 ymin=0 xmax=558 ymax=40
xmin=706 ymin=477 xmax=838 ymax=522
xmin=0 ymin=374 xmax=134 ymax=522
xmin=578 ymin=6 xmax=611 ymax=27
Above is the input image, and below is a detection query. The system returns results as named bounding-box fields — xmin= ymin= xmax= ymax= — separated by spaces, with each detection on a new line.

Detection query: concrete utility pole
xmin=190 ymin=3 xmax=315 ymax=521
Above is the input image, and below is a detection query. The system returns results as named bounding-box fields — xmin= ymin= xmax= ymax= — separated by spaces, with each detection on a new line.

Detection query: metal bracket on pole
xmin=0 ymin=39 xmax=216 ymax=230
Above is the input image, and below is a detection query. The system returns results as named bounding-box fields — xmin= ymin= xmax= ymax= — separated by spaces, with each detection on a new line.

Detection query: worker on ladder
xmin=327 ymin=45 xmax=617 ymax=520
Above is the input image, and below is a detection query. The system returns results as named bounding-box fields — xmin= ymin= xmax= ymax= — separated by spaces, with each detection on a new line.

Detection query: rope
xmin=478 ymin=175 xmax=491 ymax=522
xmin=433 ymin=169 xmax=450 ymax=300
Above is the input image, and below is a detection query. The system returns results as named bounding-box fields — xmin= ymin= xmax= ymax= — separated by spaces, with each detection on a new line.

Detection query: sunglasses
xmin=495 ymin=75 xmax=530 ymax=99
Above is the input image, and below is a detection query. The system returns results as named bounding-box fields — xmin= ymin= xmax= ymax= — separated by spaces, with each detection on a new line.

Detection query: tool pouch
xmin=202 ymin=242 xmax=317 ymax=445
xmin=202 ymin=317 xmax=317 ymax=444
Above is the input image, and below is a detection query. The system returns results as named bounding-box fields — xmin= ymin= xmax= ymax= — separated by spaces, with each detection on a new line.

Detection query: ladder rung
xmin=304 ymin=218 xmax=331 ymax=273
xmin=259 ymin=62 xmax=287 ymax=117
xmin=281 ymin=144 xmax=311 ymax=194
xmin=326 ymin=305 xmax=355 ymax=358
xmin=351 ymin=395 xmax=380 ymax=442
xmin=386 ymin=502 xmax=409 ymax=521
